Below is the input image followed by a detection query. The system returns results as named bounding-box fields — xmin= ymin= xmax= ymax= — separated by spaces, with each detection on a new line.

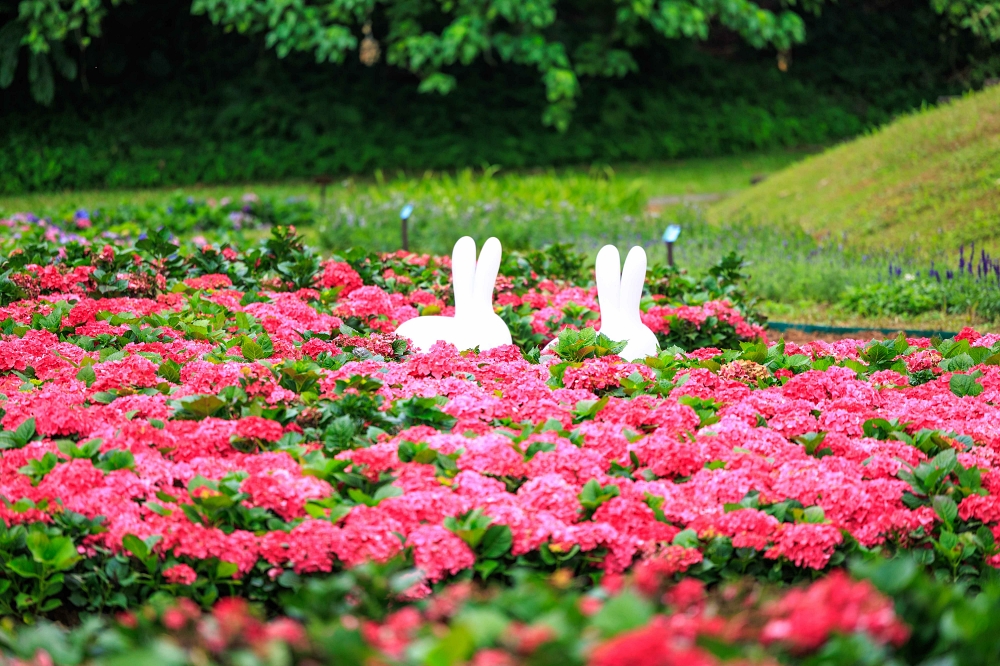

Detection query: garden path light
xmin=662 ymin=224 xmax=681 ymax=266
xmin=400 ymin=204 xmax=414 ymax=251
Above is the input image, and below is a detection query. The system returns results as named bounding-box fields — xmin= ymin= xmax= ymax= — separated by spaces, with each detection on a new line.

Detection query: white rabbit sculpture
xmin=595 ymin=245 xmax=659 ymax=361
xmin=395 ymin=236 xmax=512 ymax=353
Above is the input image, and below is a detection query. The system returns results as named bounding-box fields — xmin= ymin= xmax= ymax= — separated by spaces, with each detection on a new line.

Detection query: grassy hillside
xmin=708 ymin=86 xmax=1000 ymax=256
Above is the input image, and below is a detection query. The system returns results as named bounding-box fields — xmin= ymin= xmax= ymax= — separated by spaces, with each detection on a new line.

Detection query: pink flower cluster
xmin=0 ymin=261 xmax=998 ymax=595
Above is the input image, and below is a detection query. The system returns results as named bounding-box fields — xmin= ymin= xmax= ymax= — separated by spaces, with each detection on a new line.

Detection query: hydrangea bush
xmin=1 ymin=224 xmax=1000 ymax=664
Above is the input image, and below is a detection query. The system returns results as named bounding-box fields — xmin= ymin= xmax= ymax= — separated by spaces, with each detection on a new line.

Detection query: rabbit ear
xmin=472 ymin=237 xmax=502 ymax=309
xmin=619 ymin=246 xmax=647 ymax=323
xmin=451 ymin=236 xmax=477 ymax=314
xmin=595 ymin=245 xmax=622 ymax=319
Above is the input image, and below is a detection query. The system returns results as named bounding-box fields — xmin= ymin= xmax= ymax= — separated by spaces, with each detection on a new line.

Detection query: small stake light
xmin=400 ymin=204 xmax=414 ymax=251
xmin=314 ymin=174 xmax=333 ymax=210
xmin=662 ymin=224 xmax=681 ymax=266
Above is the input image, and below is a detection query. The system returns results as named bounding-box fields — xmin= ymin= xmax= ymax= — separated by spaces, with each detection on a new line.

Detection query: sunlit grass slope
xmin=708 ymin=86 xmax=1000 ymax=256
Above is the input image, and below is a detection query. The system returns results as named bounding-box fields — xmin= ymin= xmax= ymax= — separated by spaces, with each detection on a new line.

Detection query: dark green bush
xmin=0 ymin=0 xmax=986 ymax=194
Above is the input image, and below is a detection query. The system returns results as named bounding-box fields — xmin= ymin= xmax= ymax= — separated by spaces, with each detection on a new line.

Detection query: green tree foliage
xmin=187 ymin=0 xmax=820 ymax=129
xmin=0 ymin=0 xmax=127 ymax=104
xmin=931 ymin=0 xmax=1000 ymax=40
xmin=0 ymin=0 xmax=997 ymax=124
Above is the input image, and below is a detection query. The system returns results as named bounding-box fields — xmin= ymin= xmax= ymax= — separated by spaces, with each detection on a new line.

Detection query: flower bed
xmin=1 ymin=227 xmax=1000 ymax=664
xmin=1 ymin=194 xmax=314 ymax=244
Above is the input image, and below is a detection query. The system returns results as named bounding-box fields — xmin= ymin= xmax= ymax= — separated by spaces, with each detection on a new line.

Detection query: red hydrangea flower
xmin=316 ymin=260 xmax=364 ymax=294
xmin=163 ymin=563 xmax=198 ymax=585
xmin=235 ymin=416 xmax=285 ymax=442
xmin=406 ymin=524 xmax=476 ymax=582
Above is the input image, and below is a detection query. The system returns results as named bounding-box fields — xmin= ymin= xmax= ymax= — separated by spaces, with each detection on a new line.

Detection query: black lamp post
xmin=662 ymin=224 xmax=681 ymax=266
xmin=400 ymin=204 xmax=414 ymax=251
xmin=314 ymin=174 xmax=333 ymax=210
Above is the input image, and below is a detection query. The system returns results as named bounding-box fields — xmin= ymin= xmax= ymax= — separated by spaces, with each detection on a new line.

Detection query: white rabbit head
xmin=595 ymin=245 xmax=659 ymax=361
xmin=394 ymin=236 xmax=511 ymax=353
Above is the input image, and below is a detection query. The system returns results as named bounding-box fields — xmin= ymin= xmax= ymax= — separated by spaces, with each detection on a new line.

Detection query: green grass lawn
xmin=612 ymin=151 xmax=810 ymax=197
xmin=0 ymin=151 xmax=808 ymax=219
xmin=0 ymin=150 xmax=811 ymax=259
xmin=3 ymin=144 xmax=995 ymax=331
xmin=708 ymin=85 xmax=1000 ymax=257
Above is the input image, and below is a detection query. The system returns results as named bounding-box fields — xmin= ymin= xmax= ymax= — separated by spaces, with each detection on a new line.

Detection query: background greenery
xmin=0 ymin=0 xmax=996 ymax=194
xmin=4 ymin=152 xmax=997 ymax=329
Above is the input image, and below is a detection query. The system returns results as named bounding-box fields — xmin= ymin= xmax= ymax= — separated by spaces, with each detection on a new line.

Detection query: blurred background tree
xmin=1 ymin=0 xmax=997 ymax=126
xmin=0 ymin=0 xmax=127 ymax=105
xmin=186 ymin=0 xmax=823 ymax=130
xmin=0 ymin=0 xmax=996 ymax=193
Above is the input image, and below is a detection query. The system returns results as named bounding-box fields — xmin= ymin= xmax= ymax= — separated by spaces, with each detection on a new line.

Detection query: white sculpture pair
xmin=394 ymin=236 xmax=658 ymax=361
